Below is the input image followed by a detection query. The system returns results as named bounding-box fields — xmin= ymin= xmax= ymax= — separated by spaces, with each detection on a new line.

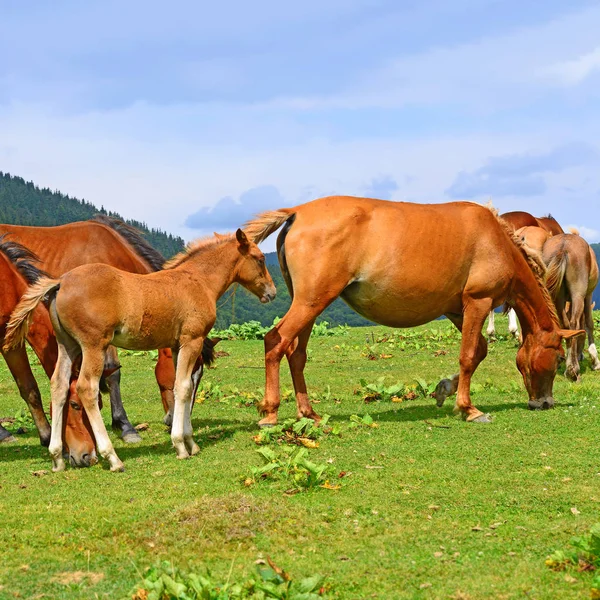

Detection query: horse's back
xmin=0 ymin=222 xmax=150 ymax=276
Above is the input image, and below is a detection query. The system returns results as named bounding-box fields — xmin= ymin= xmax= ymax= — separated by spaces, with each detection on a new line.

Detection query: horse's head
xmin=233 ymin=229 xmax=276 ymax=303
xmin=62 ymin=377 xmax=98 ymax=467
xmin=516 ymin=328 xmax=585 ymax=409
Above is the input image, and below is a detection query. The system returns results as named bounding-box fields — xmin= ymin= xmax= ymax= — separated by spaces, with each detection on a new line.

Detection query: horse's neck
xmin=510 ymin=257 xmax=556 ymax=336
xmin=175 ymin=243 xmax=239 ymax=301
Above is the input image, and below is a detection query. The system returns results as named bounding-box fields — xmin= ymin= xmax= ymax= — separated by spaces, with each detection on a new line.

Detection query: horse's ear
xmin=236 ymin=228 xmax=250 ymax=249
xmin=214 ymin=232 xmax=226 ymax=240
xmin=557 ymin=329 xmax=586 ymax=341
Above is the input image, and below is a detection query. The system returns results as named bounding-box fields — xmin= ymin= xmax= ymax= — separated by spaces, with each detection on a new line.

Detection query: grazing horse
xmin=0 ymin=217 xmax=212 ymax=434
xmin=542 ymin=232 xmax=600 ymax=381
xmin=5 ymin=230 xmax=276 ymax=471
xmin=244 ymin=196 xmax=583 ymax=426
xmin=487 ymin=211 xmax=565 ymax=338
xmin=0 ymin=236 xmax=97 ymax=464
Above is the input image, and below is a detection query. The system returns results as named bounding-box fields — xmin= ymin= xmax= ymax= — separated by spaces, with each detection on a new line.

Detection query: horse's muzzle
xmin=260 ymin=287 xmax=277 ymax=303
xmin=527 ymin=397 xmax=555 ymax=410
xmin=69 ymin=450 xmax=98 ymax=468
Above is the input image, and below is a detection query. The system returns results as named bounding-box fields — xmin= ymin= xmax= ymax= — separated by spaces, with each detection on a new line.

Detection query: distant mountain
xmin=0 ymin=171 xmax=185 ymax=258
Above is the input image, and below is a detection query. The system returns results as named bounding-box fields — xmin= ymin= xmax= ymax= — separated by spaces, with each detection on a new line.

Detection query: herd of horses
xmin=0 ymin=197 xmax=597 ymax=472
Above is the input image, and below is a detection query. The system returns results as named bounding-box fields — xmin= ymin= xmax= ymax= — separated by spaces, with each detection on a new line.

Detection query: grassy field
xmin=0 ymin=315 xmax=599 ymax=599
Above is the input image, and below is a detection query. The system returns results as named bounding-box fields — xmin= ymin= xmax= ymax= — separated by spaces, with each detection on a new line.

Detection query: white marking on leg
xmin=508 ymin=309 xmax=519 ymax=336
xmin=486 ymin=311 xmax=495 ymax=336
xmin=588 ymin=343 xmax=600 ymax=369
xmin=171 ymin=384 xmax=189 ymax=459
xmin=48 ymin=349 xmax=72 ymax=472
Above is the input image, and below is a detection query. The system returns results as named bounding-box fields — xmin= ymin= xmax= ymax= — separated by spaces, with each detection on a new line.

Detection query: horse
xmin=486 ymin=211 xmax=565 ymax=338
xmin=0 ymin=235 xmax=97 ymax=464
xmin=542 ymin=232 xmax=600 ymax=381
xmin=243 ymin=196 xmax=584 ymax=427
xmin=0 ymin=217 xmax=213 ymax=435
xmin=5 ymin=229 xmax=276 ymax=472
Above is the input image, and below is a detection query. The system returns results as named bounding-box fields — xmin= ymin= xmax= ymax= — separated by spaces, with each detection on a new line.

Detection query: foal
xmin=5 ymin=230 xmax=276 ymax=471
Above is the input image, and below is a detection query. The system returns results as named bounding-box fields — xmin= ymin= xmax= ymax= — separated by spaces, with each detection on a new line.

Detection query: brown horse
xmin=244 ymin=196 xmax=584 ymax=426
xmin=487 ymin=211 xmax=565 ymax=338
xmin=5 ymin=229 xmax=276 ymax=471
xmin=542 ymin=232 xmax=600 ymax=381
xmin=0 ymin=217 xmax=211 ymax=435
xmin=0 ymin=236 xmax=97 ymax=464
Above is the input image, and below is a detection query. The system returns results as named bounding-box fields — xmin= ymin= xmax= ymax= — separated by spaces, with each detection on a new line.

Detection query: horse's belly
xmin=341 ymin=281 xmax=460 ymax=327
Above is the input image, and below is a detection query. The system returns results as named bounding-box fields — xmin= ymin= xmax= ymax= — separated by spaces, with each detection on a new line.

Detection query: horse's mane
xmin=92 ymin=215 xmax=165 ymax=272
xmin=163 ymin=234 xmax=234 ymax=270
xmin=489 ymin=208 xmax=560 ymax=327
xmin=0 ymin=235 xmax=48 ymax=285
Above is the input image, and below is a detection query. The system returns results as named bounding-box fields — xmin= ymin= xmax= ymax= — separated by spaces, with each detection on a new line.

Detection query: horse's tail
xmin=244 ymin=208 xmax=295 ymax=244
xmin=4 ymin=277 xmax=61 ymax=350
xmin=545 ymin=246 xmax=568 ymax=301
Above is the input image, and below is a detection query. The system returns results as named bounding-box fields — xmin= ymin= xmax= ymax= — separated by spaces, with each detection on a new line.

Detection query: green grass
xmin=1 ymin=315 xmax=599 ymax=599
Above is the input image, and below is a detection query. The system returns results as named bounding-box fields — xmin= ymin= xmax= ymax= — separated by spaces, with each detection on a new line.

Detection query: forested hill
xmin=0 ymin=172 xmax=185 ymax=257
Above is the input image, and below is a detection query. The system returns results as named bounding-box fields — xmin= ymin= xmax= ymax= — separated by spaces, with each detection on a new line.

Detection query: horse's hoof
xmin=0 ymin=435 xmax=17 ymax=444
xmin=110 ymin=463 xmax=125 ymax=472
xmin=468 ymin=413 xmax=492 ymax=423
xmin=52 ymin=458 xmax=66 ymax=472
xmin=189 ymin=442 xmax=200 ymax=456
xmin=176 ymin=453 xmax=190 ymax=460
xmin=121 ymin=432 xmax=142 ymax=444
xmin=258 ymin=422 xmax=276 ymax=429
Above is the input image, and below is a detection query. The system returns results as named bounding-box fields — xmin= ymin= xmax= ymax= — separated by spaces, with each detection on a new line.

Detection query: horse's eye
xmin=69 ymin=401 xmax=81 ymax=410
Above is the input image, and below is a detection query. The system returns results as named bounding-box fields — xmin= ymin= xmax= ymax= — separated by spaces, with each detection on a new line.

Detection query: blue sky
xmin=1 ymin=0 xmax=600 ymax=248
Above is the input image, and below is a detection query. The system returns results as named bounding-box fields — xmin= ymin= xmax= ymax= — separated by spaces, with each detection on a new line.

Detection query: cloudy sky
xmin=2 ymin=0 xmax=600 ymax=248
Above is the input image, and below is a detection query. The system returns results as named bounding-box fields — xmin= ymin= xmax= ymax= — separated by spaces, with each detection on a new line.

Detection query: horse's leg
xmin=171 ymin=341 xmax=203 ymax=459
xmin=77 ymin=349 xmax=124 ymax=472
xmin=103 ymin=346 xmax=141 ymax=443
xmin=1 ymin=346 xmax=51 ymax=446
xmin=584 ymin=294 xmax=600 ymax=370
xmin=440 ymin=304 xmax=491 ymax=422
xmin=48 ymin=344 xmax=74 ymax=472
xmin=486 ymin=310 xmax=495 ymax=337
xmin=285 ymin=319 xmax=319 ymax=421
xmin=259 ymin=300 xmax=334 ymax=427
xmin=507 ymin=308 xmax=519 ymax=339
xmin=155 ymin=348 xmax=175 ymax=426
xmin=565 ymin=296 xmax=585 ymax=382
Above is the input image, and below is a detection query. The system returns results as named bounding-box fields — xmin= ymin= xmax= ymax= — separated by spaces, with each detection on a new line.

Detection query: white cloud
xmin=541 ymin=47 xmax=600 ymax=86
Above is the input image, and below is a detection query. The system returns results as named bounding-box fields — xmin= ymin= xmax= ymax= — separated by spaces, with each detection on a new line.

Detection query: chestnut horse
xmin=0 ymin=236 xmax=97 ymax=464
xmin=487 ymin=211 xmax=565 ymax=338
xmin=5 ymin=230 xmax=276 ymax=471
xmin=244 ymin=197 xmax=583 ymax=426
xmin=542 ymin=232 xmax=600 ymax=381
xmin=0 ymin=217 xmax=212 ymax=434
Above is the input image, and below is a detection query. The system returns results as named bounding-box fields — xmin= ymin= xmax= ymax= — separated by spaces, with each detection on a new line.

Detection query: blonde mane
xmin=163 ymin=234 xmax=235 ymax=270
xmin=487 ymin=206 xmax=560 ymax=327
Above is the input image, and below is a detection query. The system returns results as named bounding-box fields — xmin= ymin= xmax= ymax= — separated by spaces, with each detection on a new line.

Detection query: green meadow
xmin=0 ymin=314 xmax=599 ymax=599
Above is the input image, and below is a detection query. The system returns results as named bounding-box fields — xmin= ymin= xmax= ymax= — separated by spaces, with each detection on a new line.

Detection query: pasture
xmin=1 ymin=314 xmax=599 ymax=599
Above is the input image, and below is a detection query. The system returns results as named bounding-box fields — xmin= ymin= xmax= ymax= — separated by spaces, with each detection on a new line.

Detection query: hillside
xmin=0 ymin=172 xmax=185 ymax=257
